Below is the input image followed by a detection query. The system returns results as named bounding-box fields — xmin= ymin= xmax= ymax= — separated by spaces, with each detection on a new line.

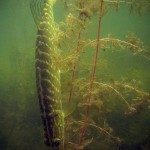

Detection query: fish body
xmin=30 ymin=0 xmax=64 ymax=149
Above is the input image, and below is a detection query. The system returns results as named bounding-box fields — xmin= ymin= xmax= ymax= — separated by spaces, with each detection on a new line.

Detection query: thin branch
xmin=68 ymin=120 xmax=121 ymax=142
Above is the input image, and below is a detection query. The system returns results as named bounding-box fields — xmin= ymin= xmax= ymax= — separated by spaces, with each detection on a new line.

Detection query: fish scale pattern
xmin=32 ymin=0 xmax=64 ymax=149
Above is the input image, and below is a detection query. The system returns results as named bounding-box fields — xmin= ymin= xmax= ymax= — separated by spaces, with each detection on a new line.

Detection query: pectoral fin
xmin=62 ymin=100 xmax=76 ymax=117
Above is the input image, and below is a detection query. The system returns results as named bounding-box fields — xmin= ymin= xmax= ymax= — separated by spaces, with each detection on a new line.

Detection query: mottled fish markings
xmin=30 ymin=0 xmax=64 ymax=149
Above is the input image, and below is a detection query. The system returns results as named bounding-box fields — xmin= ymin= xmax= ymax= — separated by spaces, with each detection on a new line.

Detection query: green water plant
xmin=53 ymin=0 xmax=150 ymax=149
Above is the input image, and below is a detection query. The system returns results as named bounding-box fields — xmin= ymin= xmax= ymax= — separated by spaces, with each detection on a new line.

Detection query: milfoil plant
xmin=52 ymin=0 xmax=150 ymax=149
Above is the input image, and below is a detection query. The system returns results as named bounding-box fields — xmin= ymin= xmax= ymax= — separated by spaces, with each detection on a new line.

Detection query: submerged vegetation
xmin=53 ymin=0 xmax=150 ymax=149
xmin=0 ymin=0 xmax=150 ymax=150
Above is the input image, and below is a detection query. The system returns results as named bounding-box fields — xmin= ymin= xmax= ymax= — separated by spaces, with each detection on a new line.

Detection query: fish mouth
xmin=52 ymin=138 xmax=61 ymax=148
xmin=44 ymin=138 xmax=61 ymax=148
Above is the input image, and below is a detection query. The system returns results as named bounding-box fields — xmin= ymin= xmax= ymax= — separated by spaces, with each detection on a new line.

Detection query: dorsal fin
xmin=30 ymin=0 xmax=45 ymax=27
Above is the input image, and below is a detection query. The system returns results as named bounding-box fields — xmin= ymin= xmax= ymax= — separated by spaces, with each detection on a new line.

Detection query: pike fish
xmin=30 ymin=0 xmax=64 ymax=149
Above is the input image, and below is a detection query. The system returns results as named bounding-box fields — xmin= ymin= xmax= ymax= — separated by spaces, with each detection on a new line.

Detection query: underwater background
xmin=0 ymin=0 xmax=150 ymax=150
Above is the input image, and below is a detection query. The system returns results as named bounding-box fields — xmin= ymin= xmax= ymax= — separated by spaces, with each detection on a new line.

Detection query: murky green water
xmin=0 ymin=0 xmax=150 ymax=150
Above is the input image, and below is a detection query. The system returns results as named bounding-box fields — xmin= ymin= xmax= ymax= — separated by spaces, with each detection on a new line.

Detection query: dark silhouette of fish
xmin=30 ymin=0 xmax=64 ymax=149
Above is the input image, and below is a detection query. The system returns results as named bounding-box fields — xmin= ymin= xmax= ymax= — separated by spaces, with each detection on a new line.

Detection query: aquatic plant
xmin=55 ymin=0 xmax=150 ymax=149
xmin=1 ymin=0 xmax=149 ymax=149
xmin=0 ymin=1 xmax=149 ymax=149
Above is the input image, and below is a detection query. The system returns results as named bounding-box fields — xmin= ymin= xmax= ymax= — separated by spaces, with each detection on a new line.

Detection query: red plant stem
xmin=68 ymin=30 xmax=82 ymax=102
xmin=77 ymin=0 xmax=103 ymax=148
